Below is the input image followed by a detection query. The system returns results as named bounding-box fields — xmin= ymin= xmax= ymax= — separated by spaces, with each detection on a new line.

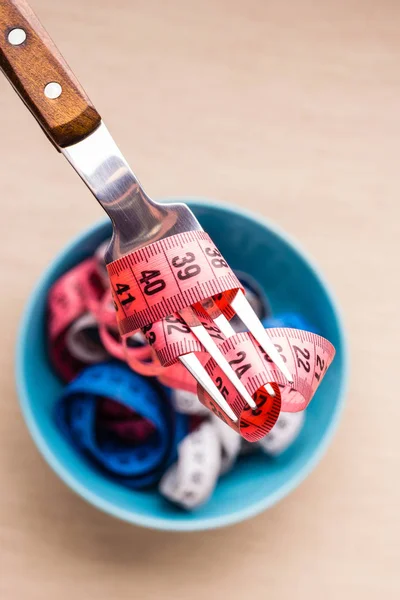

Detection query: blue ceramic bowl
xmin=16 ymin=199 xmax=348 ymax=531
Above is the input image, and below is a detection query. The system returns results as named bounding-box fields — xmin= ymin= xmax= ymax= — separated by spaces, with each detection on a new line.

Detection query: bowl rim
xmin=15 ymin=197 xmax=349 ymax=532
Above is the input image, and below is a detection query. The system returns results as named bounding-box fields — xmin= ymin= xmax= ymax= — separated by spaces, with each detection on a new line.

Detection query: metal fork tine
xmin=190 ymin=323 xmax=257 ymax=409
xmin=179 ymin=353 xmax=237 ymax=422
xmin=213 ymin=313 xmax=235 ymax=338
xmin=230 ymin=290 xmax=293 ymax=383
xmin=211 ymin=314 xmax=276 ymax=397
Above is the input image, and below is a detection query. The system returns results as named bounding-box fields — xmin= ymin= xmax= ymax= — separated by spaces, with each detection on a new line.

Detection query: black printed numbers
xmin=211 ymin=258 xmax=228 ymax=268
xmin=201 ymin=322 xmax=224 ymax=341
xmin=205 ymin=248 xmax=220 ymax=257
xmin=205 ymin=247 xmax=228 ymax=268
xmin=259 ymin=343 xmax=287 ymax=363
xmin=242 ymin=390 xmax=268 ymax=416
xmin=115 ymin=283 xmax=129 ymax=295
xmin=115 ymin=282 xmax=136 ymax=307
xmin=120 ymin=294 xmax=135 ymax=306
xmin=210 ymin=377 xmax=229 ymax=423
xmin=139 ymin=270 xmax=166 ymax=296
xmin=293 ymin=345 xmax=311 ymax=373
xmin=314 ymin=354 xmax=325 ymax=381
xmin=171 ymin=252 xmax=201 ymax=280
xmin=215 ymin=376 xmax=229 ymax=400
xmin=165 ymin=314 xmax=190 ymax=335
xmin=209 ymin=402 xmax=227 ymax=423
xmin=228 ymin=350 xmax=251 ymax=379
xmin=171 ymin=252 xmax=195 ymax=268
xmin=142 ymin=323 xmax=156 ymax=345
xmin=177 ymin=264 xmax=201 ymax=280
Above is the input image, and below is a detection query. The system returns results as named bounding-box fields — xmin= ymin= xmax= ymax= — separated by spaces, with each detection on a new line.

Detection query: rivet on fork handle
xmin=0 ymin=0 xmax=101 ymax=148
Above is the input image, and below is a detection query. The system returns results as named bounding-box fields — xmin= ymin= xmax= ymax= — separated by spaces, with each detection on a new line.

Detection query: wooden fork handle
xmin=0 ymin=0 xmax=101 ymax=148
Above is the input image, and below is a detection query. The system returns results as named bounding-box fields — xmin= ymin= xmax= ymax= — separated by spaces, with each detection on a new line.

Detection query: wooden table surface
xmin=0 ymin=0 xmax=398 ymax=598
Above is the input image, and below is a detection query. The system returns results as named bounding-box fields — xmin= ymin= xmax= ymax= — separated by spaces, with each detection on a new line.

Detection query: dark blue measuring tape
xmin=55 ymin=361 xmax=188 ymax=488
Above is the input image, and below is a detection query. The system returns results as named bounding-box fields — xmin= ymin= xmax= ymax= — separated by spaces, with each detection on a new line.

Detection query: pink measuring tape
xmin=106 ymin=231 xmax=336 ymax=442
xmin=106 ymin=231 xmax=240 ymax=334
xmin=48 ymin=258 xmax=106 ymax=381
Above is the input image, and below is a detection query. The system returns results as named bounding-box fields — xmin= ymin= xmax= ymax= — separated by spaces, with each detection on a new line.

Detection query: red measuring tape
xmin=106 ymin=230 xmax=336 ymax=442
xmin=48 ymin=258 xmax=107 ymax=381
xmin=48 ymin=235 xmax=336 ymax=442
xmin=106 ymin=230 xmax=241 ymax=334
xmin=197 ymin=328 xmax=334 ymax=441
xmin=142 ymin=313 xmax=334 ymax=440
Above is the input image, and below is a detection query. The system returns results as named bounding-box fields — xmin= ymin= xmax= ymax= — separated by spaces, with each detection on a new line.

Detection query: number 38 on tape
xmin=106 ymin=230 xmax=336 ymax=442
xmin=107 ymin=231 xmax=241 ymax=336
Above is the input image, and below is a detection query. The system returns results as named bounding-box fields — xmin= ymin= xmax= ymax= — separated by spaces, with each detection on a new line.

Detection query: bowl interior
xmin=17 ymin=200 xmax=347 ymax=530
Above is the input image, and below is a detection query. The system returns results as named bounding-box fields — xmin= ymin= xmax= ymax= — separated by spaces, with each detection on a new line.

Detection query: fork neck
xmin=62 ymin=122 xmax=170 ymax=261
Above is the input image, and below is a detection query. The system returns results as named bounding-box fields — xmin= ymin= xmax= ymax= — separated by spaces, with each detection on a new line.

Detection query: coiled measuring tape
xmin=47 ymin=256 xmax=160 ymax=381
xmin=48 ymin=258 xmax=107 ymax=381
xmin=48 ymin=234 xmax=335 ymax=442
xmin=56 ymin=362 xmax=188 ymax=488
xmin=97 ymin=398 xmax=157 ymax=443
xmin=159 ymin=421 xmax=222 ymax=510
xmin=106 ymin=231 xmax=336 ymax=442
xmin=106 ymin=230 xmax=241 ymax=333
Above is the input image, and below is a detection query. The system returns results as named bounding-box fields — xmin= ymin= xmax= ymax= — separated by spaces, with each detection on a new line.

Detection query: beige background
xmin=0 ymin=0 xmax=398 ymax=598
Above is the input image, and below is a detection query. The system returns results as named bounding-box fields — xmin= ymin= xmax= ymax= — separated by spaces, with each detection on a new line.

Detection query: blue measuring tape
xmin=55 ymin=361 xmax=188 ymax=488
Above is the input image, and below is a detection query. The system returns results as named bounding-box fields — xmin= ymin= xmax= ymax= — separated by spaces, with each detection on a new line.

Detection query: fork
xmin=0 ymin=0 xmax=292 ymax=421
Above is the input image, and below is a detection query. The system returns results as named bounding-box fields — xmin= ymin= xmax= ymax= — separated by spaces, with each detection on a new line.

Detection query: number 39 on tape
xmin=106 ymin=231 xmax=242 ymax=336
xmin=106 ymin=230 xmax=336 ymax=442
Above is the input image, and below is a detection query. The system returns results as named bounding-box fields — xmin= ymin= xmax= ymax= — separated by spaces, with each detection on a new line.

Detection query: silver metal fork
xmin=0 ymin=0 xmax=292 ymax=422
xmin=63 ymin=124 xmax=293 ymax=421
